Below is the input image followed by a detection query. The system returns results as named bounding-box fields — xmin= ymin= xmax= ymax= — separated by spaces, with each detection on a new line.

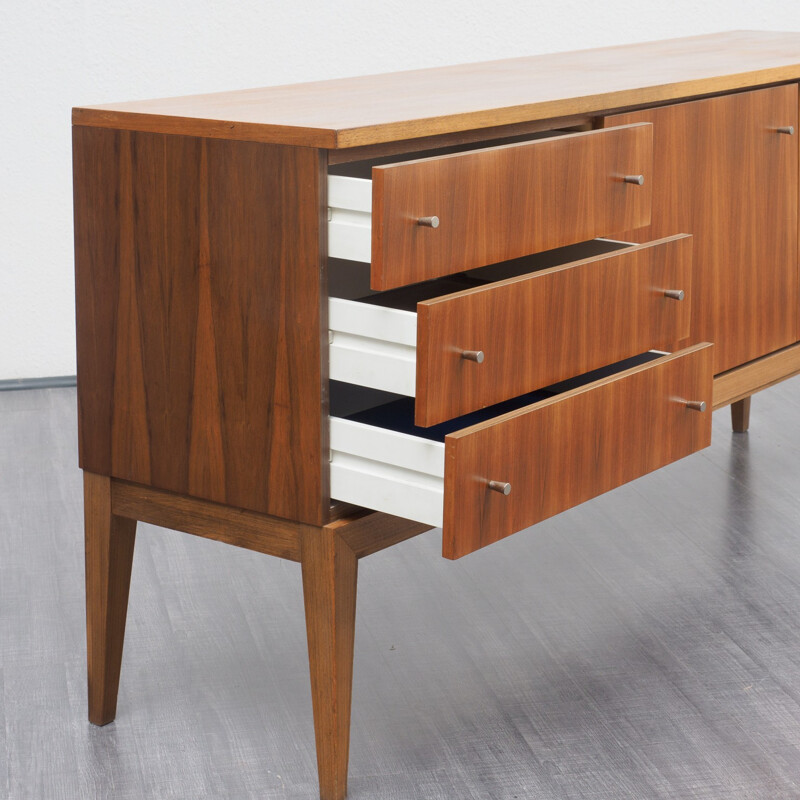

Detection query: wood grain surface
xmin=604 ymin=83 xmax=799 ymax=374
xmin=111 ymin=479 xmax=305 ymax=562
xmin=327 ymin=114 xmax=593 ymax=165
xmin=442 ymin=344 xmax=714 ymax=559
xmin=371 ymin=124 xmax=653 ymax=289
xmin=415 ymin=235 xmax=692 ymax=426
xmin=730 ymin=397 xmax=752 ymax=433
xmin=84 ymin=471 xmax=137 ymax=726
xmin=713 ymin=340 xmax=800 ymax=408
xmin=301 ymin=528 xmax=358 ymax=800
xmin=109 ymin=480 xmax=432 ymax=563
xmin=73 ymin=127 xmax=328 ymax=524
xmin=329 ymin=513 xmax=432 ymax=559
xmin=72 ymin=31 xmax=800 ymax=148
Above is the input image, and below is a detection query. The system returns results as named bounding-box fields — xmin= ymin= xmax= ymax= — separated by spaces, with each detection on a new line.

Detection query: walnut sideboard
xmin=72 ymin=31 xmax=800 ymax=799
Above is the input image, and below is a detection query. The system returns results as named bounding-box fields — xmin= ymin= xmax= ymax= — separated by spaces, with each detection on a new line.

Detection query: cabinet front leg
xmin=301 ymin=527 xmax=358 ymax=800
xmin=731 ymin=396 xmax=752 ymax=433
xmin=84 ymin=472 xmax=137 ymax=726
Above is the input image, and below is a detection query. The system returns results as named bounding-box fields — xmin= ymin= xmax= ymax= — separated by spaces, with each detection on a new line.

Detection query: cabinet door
xmin=604 ymin=85 xmax=798 ymax=374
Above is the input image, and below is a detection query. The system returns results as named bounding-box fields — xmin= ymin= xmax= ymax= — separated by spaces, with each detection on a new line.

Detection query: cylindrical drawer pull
xmin=624 ymin=174 xmax=645 ymax=186
xmin=686 ymin=400 xmax=707 ymax=412
xmin=664 ymin=289 xmax=685 ymax=301
xmin=461 ymin=350 xmax=485 ymax=363
xmin=777 ymin=126 xmax=795 ymax=135
xmin=417 ymin=215 xmax=440 ymax=228
xmin=488 ymin=481 xmax=511 ymax=495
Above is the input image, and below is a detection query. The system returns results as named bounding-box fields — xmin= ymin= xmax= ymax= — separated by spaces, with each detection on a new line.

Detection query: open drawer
xmin=330 ymin=235 xmax=693 ymax=426
xmin=330 ymin=343 xmax=713 ymax=559
xmin=328 ymin=123 xmax=653 ymax=289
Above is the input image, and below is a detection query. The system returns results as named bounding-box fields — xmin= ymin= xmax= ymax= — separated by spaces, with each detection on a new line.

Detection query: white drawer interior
xmin=328 ymin=239 xmax=634 ymax=396
xmin=329 ymin=350 xmax=665 ymax=526
xmin=329 ymin=297 xmax=417 ymax=396
xmin=328 ymin=175 xmax=372 ymax=263
xmin=330 ymin=414 xmax=445 ymax=527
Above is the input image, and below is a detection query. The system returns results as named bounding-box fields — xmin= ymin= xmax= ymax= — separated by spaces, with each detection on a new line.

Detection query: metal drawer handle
xmin=460 ymin=349 xmax=484 ymax=363
xmin=488 ymin=481 xmax=511 ymax=495
xmin=686 ymin=400 xmax=707 ymax=412
xmin=777 ymin=126 xmax=795 ymax=135
xmin=664 ymin=289 xmax=685 ymax=301
xmin=624 ymin=175 xmax=645 ymax=186
xmin=417 ymin=216 xmax=440 ymax=228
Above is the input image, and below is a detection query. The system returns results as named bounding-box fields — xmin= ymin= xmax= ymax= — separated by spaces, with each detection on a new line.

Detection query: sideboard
xmin=72 ymin=31 xmax=800 ymax=799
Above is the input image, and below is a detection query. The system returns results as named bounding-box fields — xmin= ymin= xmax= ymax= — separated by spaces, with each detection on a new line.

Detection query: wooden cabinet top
xmin=72 ymin=30 xmax=800 ymax=149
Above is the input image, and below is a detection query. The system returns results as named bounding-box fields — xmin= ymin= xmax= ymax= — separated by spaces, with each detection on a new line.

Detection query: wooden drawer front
xmin=330 ymin=345 xmax=712 ymax=557
xmin=443 ymin=343 xmax=713 ymax=558
xmin=329 ymin=240 xmax=632 ymax=402
xmin=370 ymin=123 xmax=652 ymax=289
xmin=329 ymin=236 xmax=692 ymax=426
xmin=417 ymin=234 xmax=692 ymax=426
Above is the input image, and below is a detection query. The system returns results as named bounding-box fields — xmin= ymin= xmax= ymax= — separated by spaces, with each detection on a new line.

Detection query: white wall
xmin=2 ymin=0 xmax=799 ymax=379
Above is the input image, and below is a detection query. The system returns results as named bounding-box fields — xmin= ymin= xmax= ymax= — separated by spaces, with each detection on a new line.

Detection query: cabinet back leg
xmin=301 ymin=527 xmax=358 ymax=800
xmin=731 ymin=396 xmax=752 ymax=433
xmin=84 ymin=471 xmax=137 ymax=726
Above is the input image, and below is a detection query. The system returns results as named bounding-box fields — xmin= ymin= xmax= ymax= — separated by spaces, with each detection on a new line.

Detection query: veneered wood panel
xmin=72 ymin=32 xmax=800 ymax=148
xmin=604 ymin=84 xmax=799 ymax=374
xmin=371 ymin=124 xmax=653 ymax=289
xmin=416 ymin=235 xmax=692 ymax=426
xmin=442 ymin=344 xmax=714 ymax=559
xmin=73 ymin=128 xmax=121 ymax=476
xmin=124 ymin=132 xmax=202 ymax=493
xmin=73 ymin=126 xmax=328 ymax=524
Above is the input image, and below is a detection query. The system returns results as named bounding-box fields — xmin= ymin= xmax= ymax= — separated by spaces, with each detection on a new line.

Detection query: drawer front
xmin=442 ymin=343 xmax=713 ymax=559
xmin=371 ymin=123 xmax=653 ymax=290
xmin=416 ymin=234 xmax=692 ymax=426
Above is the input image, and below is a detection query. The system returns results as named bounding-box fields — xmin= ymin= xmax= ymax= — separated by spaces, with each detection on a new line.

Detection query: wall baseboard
xmin=0 ymin=375 xmax=77 ymax=391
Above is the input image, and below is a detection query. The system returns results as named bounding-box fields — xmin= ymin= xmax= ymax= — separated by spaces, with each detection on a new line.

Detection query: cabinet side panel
xmin=73 ymin=126 xmax=122 ymax=477
xmin=73 ymin=126 xmax=327 ymax=524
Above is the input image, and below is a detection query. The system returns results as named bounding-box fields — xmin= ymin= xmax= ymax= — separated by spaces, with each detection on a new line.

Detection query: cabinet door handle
xmin=664 ymin=289 xmax=685 ymax=301
xmin=624 ymin=174 xmax=645 ymax=185
xmin=686 ymin=400 xmax=707 ymax=412
xmin=460 ymin=350 xmax=485 ymax=363
xmin=488 ymin=481 xmax=512 ymax=495
xmin=417 ymin=216 xmax=440 ymax=228
xmin=777 ymin=126 xmax=795 ymax=135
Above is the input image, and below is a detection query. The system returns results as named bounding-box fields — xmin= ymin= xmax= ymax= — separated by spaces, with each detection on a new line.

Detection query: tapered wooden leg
xmin=84 ymin=471 xmax=137 ymax=726
xmin=731 ymin=396 xmax=752 ymax=433
xmin=301 ymin=527 xmax=358 ymax=800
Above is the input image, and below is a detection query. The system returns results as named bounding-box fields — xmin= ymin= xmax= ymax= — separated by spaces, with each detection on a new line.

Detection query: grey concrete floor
xmin=2 ymin=385 xmax=800 ymax=799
